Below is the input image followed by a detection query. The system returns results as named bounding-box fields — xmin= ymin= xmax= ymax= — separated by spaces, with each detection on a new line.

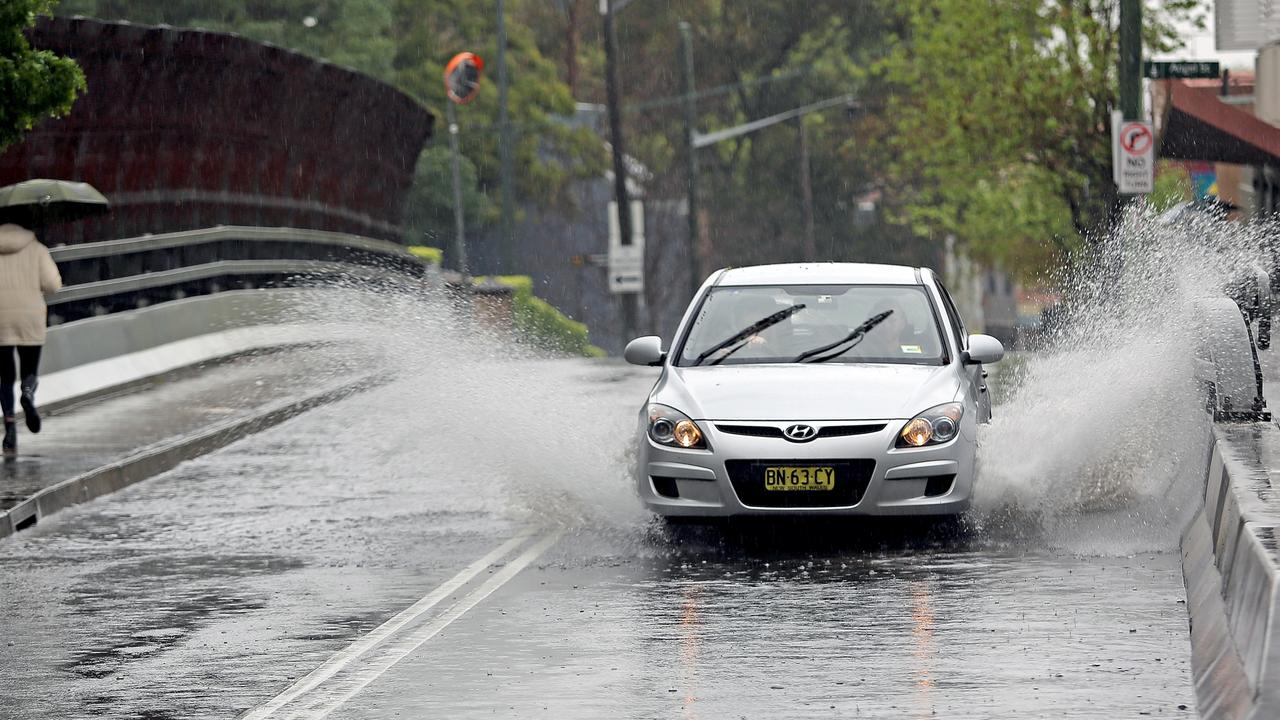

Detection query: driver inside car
xmin=856 ymin=299 xmax=920 ymax=358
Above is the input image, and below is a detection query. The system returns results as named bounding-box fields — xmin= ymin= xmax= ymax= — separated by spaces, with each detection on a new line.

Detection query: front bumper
xmin=635 ymin=419 xmax=975 ymax=517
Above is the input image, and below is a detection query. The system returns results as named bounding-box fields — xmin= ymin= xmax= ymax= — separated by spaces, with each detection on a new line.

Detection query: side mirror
xmin=624 ymin=336 xmax=666 ymax=366
xmin=964 ymin=334 xmax=1004 ymax=364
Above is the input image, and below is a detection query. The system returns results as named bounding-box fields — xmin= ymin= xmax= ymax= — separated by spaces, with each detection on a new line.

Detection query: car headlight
xmin=647 ymin=404 xmax=707 ymax=449
xmin=896 ymin=402 xmax=963 ymax=448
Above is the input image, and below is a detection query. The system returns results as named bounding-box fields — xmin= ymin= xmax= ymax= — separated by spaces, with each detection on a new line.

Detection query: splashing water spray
xmin=280 ymin=276 xmax=655 ymax=537
xmin=976 ymin=205 xmax=1273 ymax=554
xmin=276 ymin=208 xmax=1273 ymax=556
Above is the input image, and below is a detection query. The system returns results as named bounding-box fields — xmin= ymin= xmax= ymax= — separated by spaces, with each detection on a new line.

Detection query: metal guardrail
xmin=48 ymin=259 xmax=390 ymax=305
xmin=49 ymin=225 xmax=415 ymax=262
xmin=47 ymin=225 xmax=429 ymax=323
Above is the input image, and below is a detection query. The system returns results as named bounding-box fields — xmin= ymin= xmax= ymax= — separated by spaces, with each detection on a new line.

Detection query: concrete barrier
xmin=38 ymin=288 xmax=331 ymax=409
xmin=1184 ymin=424 xmax=1280 ymax=719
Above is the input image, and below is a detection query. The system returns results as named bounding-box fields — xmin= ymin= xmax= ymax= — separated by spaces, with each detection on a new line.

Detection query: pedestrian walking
xmin=0 ymin=223 xmax=62 ymax=454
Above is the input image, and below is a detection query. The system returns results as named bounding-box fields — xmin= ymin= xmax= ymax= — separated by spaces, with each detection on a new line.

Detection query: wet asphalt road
xmin=0 ymin=356 xmax=1196 ymax=719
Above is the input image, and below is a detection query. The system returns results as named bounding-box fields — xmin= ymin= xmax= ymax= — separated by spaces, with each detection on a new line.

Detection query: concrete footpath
xmin=0 ymin=345 xmax=374 ymax=537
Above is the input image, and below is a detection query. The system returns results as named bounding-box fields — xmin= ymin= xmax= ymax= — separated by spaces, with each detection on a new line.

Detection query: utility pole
xmin=603 ymin=0 xmax=637 ymax=340
xmin=797 ymin=117 xmax=816 ymax=262
xmin=679 ymin=21 xmax=701 ymax=299
xmin=1119 ymin=0 xmax=1141 ymax=121
xmin=496 ymin=0 xmax=515 ymax=272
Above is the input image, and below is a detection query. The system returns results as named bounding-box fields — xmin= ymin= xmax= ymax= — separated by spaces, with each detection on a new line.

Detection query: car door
xmin=936 ymin=281 xmax=992 ymax=422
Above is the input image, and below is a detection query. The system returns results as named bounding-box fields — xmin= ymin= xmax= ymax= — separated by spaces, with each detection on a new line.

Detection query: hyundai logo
xmin=783 ymin=424 xmax=818 ymax=442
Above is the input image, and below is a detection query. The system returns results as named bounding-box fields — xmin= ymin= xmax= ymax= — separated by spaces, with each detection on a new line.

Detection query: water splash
xmin=278 ymin=209 xmax=1272 ymax=558
xmin=280 ymin=276 xmax=654 ymax=533
xmin=975 ymin=206 xmax=1272 ymax=554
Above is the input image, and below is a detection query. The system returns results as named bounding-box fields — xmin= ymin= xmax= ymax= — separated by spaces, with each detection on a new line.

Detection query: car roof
xmin=715 ymin=263 xmax=923 ymax=287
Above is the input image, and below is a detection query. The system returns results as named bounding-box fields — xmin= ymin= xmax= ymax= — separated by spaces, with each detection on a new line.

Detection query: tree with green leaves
xmin=0 ymin=0 xmax=85 ymax=153
xmin=389 ymin=0 xmax=605 ymax=249
xmin=869 ymin=0 xmax=1202 ymax=275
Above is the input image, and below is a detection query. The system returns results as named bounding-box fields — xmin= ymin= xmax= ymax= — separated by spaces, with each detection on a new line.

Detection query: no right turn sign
xmin=1112 ymin=111 xmax=1154 ymax=194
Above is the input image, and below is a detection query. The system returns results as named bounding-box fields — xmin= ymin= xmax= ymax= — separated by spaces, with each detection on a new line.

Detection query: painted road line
xmin=241 ymin=531 xmax=536 ymax=720
xmin=297 ymin=531 xmax=564 ymax=720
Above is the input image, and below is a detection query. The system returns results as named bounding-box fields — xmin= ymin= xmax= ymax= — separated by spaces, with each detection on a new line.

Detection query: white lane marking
xmin=301 ymin=531 xmax=563 ymax=719
xmin=241 ymin=531 xmax=535 ymax=720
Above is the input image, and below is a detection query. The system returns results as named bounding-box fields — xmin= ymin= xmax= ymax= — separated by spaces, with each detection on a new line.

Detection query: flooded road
xmin=338 ymin=537 xmax=1192 ymax=720
xmin=0 ymin=357 xmax=1196 ymax=719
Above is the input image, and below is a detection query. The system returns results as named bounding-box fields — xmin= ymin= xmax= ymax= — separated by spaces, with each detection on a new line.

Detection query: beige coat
xmin=0 ymin=224 xmax=62 ymax=346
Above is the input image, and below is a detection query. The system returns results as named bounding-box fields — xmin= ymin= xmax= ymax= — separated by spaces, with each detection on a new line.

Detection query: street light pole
xmin=679 ymin=21 xmax=701 ymax=299
xmin=603 ymin=0 xmax=637 ymax=341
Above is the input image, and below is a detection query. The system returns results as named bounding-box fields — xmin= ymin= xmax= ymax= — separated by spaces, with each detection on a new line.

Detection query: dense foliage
xmin=871 ymin=0 xmax=1202 ymax=273
xmin=0 ymin=0 xmax=84 ymax=152
xmin=483 ymin=275 xmax=605 ymax=357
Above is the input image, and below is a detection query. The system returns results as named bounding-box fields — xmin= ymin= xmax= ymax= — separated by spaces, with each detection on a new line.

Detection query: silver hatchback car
xmin=624 ymin=263 xmax=1004 ymax=518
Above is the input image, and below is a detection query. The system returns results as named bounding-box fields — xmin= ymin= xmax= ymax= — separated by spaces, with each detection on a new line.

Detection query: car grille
xmin=725 ymin=459 xmax=876 ymax=508
xmin=716 ymin=424 xmax=785 ymax=438
xmin=716 ymin=424 xmax=887 ymax=440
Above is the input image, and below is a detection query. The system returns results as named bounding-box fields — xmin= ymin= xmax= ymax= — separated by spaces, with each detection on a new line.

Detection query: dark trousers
xmin=0 ymin=346 xmax=41 ymax=419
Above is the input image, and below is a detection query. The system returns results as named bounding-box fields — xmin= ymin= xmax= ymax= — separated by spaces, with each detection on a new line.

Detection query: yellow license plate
xmin=763 ymin=466 xmax=836 ymax=491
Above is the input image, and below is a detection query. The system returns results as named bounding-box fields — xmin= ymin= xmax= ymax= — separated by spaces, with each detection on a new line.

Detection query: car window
xmin=675 ymin=284 xmax=946 ymax=367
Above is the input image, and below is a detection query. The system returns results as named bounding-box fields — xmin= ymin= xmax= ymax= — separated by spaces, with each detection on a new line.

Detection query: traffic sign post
xmin=607 ymin=200 xmax=645 ymax=294
xmin=1112 ymin=111 xmax=1154 ymax=194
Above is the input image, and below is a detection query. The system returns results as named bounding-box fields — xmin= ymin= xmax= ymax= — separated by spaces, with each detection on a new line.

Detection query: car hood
xmin=653 ymin=363 xmax=961 ymax=421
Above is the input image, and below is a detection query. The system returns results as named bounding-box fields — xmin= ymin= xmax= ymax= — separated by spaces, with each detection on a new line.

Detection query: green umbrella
xmin=0 ymin=179 xmax=110 ymax=228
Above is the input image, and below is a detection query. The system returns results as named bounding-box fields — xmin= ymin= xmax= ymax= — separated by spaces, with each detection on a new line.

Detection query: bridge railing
xmin=46 ymin=225 xmax=431 ymax=323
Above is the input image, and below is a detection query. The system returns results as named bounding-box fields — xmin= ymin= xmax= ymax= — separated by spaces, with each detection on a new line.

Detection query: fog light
xmin=900 ymin=418 xmax=933 ymax=447
xmin=673 ymin=419 xmax=703 ymax=448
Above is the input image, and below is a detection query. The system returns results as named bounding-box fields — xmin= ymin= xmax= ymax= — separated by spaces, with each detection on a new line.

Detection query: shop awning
xmin=1159 ymin=82 xmax=1280 ymax=166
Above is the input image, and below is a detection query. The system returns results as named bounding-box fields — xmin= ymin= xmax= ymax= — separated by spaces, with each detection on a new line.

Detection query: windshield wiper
xmin=791 ymin=310 xmax=894 ymax=364
xmin=691 ymin=304 xmax=807 ymax=366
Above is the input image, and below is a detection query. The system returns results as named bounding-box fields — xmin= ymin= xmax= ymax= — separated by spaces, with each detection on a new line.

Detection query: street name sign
xmin=1112 ymin=111 xmax=1154 ymax=194
xmin=1143 ymin=60 xmax=1220 ymax=80
xmin=607 ymin=200 xmax=645 ymax=294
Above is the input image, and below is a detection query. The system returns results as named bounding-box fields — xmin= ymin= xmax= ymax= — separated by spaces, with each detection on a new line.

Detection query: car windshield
xmin=676 ymin=284 xmax=946 ymax=367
